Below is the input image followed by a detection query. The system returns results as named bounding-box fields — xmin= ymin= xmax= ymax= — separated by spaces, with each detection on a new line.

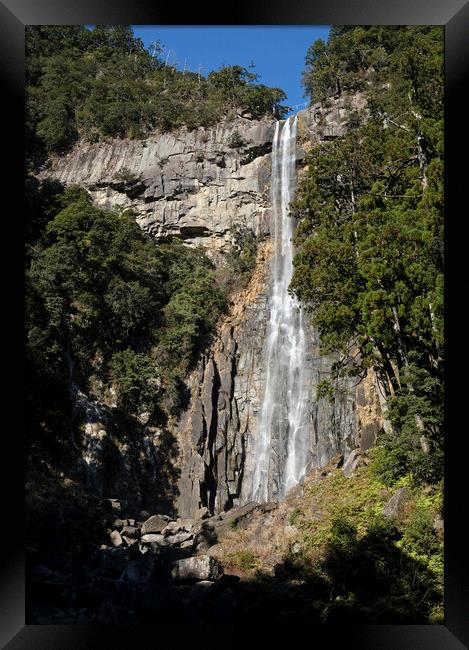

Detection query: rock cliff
xmin=41 ymin=91 xmax=383 ymax=517
xmin=43 ymin=117 xmax=275 ymax=258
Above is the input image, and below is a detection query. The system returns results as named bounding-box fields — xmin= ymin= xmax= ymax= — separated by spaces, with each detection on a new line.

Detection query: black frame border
xmin=3 ymin=0 xmax=468 ymax=647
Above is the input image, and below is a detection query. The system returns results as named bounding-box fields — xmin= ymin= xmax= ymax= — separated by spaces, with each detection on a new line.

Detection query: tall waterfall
xmin=251 ymin=115 xmax=312 ymax=502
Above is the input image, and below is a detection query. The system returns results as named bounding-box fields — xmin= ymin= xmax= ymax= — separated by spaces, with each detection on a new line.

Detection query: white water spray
xmin=251 ymin=115 xmax=312 ymax=502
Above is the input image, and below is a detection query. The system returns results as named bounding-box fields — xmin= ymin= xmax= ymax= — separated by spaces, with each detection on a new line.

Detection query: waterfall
xmin=251 ymin=115 xmax=312 ymax=502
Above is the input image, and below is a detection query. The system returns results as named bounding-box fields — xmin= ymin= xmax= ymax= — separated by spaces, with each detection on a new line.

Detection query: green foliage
xmin=229 ymin=550 xmax=260 ymax=570
xmin=26 ymin=182 xmax=228 ymax=440
xmin=316 ymin=379 xmax=335 ymax=402
xmin=109 ymin=349 xmax=158 ymax=414
xmin=292 ymin=26 xmax=443 ymax=486
xmin=281 ymin=462 xmax=443 ymax=623
xmin=113 ymin=166 xmax=141 ymax=183
xmin=26 ymin=27 xmax=287 ymax=158
xmin=227 ymin=130 xmax=246 ymax=148
xmin=288 ymin=507 xmax=303 ymax=526
xmin=221 ymin=227 xmax=260 ymax=294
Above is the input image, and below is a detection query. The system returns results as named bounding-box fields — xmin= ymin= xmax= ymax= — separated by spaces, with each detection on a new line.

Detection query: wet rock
xmin=171 ymin=555 xmax=222 ymax=582
xmin=382 ymin=488 xmax=409 ymax=520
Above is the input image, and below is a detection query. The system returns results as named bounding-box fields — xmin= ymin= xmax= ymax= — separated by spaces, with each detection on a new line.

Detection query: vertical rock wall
xmin=41 ymin=93 xmax=383 ymax=517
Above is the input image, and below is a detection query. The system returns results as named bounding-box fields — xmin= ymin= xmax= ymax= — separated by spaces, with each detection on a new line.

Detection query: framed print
xmin=2 ymin=0 xmax=468 ymax=647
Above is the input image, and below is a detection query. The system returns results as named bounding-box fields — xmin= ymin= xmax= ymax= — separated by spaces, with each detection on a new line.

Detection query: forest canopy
xmin=292 ymin=25 xmax=444 ymax=486
xmin=26 ymin=25 xmax=287 ymax=160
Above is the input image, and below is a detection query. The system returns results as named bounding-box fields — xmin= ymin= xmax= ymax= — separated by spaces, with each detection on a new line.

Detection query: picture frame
xmin=3 ymin=0 xmax=468 ymax=646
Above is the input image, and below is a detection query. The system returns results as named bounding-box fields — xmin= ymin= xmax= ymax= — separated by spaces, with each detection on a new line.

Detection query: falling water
xmin=251 ymin=115 xmax=312 ymax=502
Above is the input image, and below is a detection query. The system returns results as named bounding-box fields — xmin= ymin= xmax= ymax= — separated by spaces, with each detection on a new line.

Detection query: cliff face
xmin=42 ymin=93 xmax=383 ymax=517
xmin=44 ymin=117 xmax=275 ymax=258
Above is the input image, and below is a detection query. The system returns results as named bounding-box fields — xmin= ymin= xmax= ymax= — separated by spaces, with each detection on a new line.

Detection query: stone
xmin=171 ymin=555 xmax=222 ymax=582
xmin=196 ymin=507 xmax=210 ymax=520
xmin=141 ymin=533 xmax=167 ymax=545
xmin=165 ymin=532 xmax=193 ymax=546
xmin=122 ymin=536 xmax=138 ymax=547
xmin=120 ymin=555 xmax=155 ymax=586
xmin=382 ymin=488 xmax=410 ymax=520
xmin=141 ymin=514 xmax=171 ymax=535
xmin=112 ymin=518 xmax=124 ymax=531
xmin=180 ymin=539 xmax=196 ymax=550
xmin=433 ymin=514 xmax=444 ymax=536
xmin=176 ymin=518 xmax=194 ymax=532
xmin=104 ymin=499 xmax=121 ymax=513
xmin=342 ymin=449 xmax=363 ymax=477
xmin=109 ymin=530 xmax=123 ymax=547
xmin=121 ymin=525 xmax=139 ymax=538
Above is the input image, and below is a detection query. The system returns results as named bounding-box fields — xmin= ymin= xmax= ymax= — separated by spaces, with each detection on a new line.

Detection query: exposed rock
xmin=109 ymin=530 xmax=123 ymax=548
xmin=342 ymin=450 xmax=364 ymax=478
xmin=171 ymin=555 xmax=222 ymax=582
xmin=165 ymin=532 xmax=193 ymax=546
xmin=141 ymin=515 xmax=171 ymax=535
xmin=196 ymin=507 xmax=210 ymax=520
xmin=121 ymin=525 xmax=139 ymax=538
xmin=382 ymin=488 xmax=410 ymax=520
xmin=434 ymin=514 xmax=444 ymax=536
xmin=42 ymin=118 xmax=275 ymax=257
xmin=140 ymin=533 xmax=167 ymax=545
xmin=297 ymin=90 xmax=368 ymax=147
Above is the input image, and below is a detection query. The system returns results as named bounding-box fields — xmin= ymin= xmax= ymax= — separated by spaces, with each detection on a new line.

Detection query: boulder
xmin=171 ymin=555 xmax=222 ymax=582
xmin=141 ymin=514 xmax=171 ymax=535
xmin=166 ymin=532 xmax=193 ymax=546
xmin=109 ymin=530 xmax=123 ymax=547
xmin=121 ymin=525 xmax=139 ymax=538
xmin=196 ymin=507 xmax=210 ymax=520
xmin=120 ymin=554 xmax=155 ymax=586
xmin=382 ymin=488 xmax=409 ymax=520
xmin=342 ymin=449 xmax=363 ymax=477
xmin=180 ymin=539 xmax=196 ymax=550
xmin=141 ymin=533 xmax=167 ymax=546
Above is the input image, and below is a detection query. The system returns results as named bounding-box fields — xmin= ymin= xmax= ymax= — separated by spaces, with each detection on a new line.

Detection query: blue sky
xmin=132 ymin=26 xmax=331 ymax=113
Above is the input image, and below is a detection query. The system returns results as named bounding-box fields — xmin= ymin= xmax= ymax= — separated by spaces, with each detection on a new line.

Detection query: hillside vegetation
xmin=292 ymin=25 xmax=444 ymax=487
xmin=26 ymin=25 xmax=287 ymax=161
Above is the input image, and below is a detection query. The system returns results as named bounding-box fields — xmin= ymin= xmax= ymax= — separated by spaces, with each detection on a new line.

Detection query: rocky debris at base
xmin=171 ymin=555 xmax=222 ymax=582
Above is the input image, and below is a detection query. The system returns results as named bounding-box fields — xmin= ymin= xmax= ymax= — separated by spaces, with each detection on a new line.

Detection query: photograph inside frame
xmin=25 ymin=24 xmax=444 ymax=625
